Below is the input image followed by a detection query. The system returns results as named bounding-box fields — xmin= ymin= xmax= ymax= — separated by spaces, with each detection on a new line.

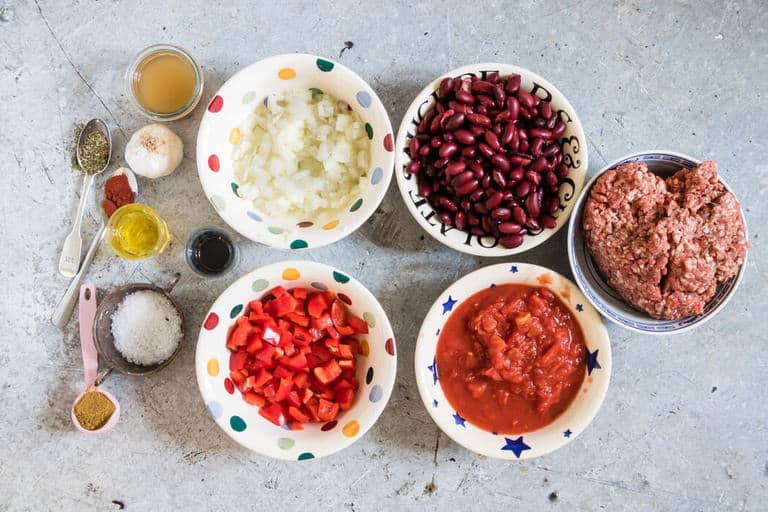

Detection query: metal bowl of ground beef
xmin=567 ymin=151 xmax=748 ymax=334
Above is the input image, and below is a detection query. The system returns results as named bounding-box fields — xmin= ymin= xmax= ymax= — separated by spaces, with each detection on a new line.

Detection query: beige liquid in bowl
xmin=132 ymin=50 xmax=196 ymax=114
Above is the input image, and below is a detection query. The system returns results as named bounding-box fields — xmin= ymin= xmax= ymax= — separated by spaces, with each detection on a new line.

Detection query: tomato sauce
xmin=436 ymin=284 xmax=586 ymax=434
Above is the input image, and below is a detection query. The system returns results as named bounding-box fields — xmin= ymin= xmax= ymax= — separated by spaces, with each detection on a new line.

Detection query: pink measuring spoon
xmin=71 ymin=284 xmax=120 ymax=434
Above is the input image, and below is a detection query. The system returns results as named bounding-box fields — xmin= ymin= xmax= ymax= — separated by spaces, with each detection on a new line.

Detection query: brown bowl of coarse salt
xmin=93 ymin=274 xmax=184 ymax=376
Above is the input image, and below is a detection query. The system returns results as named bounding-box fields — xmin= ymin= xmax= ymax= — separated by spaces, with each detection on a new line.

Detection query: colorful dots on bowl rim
xmin=229 ymin=304 xmax=244 ymax=318
xmin=360 ymin=339 xmax=370 ymax=357
xmin=371 ymin=167 xmax=383 ymax=185
xmin=349 ymin=199 xmax=363 ymax=212
xmin=207 ymin=154 xmax=220 ymax=172
xmin=322 ymin=220 xmax=339 ymax=230
xmin=224 ymin=378 xmax=235 ymax=394
xmin=282 ymin=268 xmax=301 ymax=280
xmin=365 ymin=367 xmax=374 ymax=385
xmin=338 ymin=293 xmax=352 ymax=305
xmin=230 ymin=182 xmax=240 ymax=197
xmin=311 ymin=281 xmax=328 ymax=291
xmin=242 ymin=91 xmax=257 ymax=104
xmin=365 ymin=122 xmax=374 ymax=140
xmin=290 ymin=239 xmax=309 ymax=250
xmin=207 ymin=401 xmax=223 ymax=420
xmin=363 ymin=312 xmax=376 ymax=328
xmin=207 ymin=358 xmax=220 ymax=377
xmin=356 ymin=91 xmax=372 ymax=108
xmin=208 ymin=95 xmax=223 ymax=113
xmin=297 ymin=452 xmax=315 ymax=461
xmin=203 ymin=312 xmax=219 ymax=330
xmin=369 ymin=385 xmax=383 ymax=403
xmin=383 ymin=133 xmax=394 ymax=152
xmin=252 ymin=279 xmax=269 ymax=292
xmin=332 ymin=271 xmax=350 ymax=284
xmin=297 ymin=221 xmax=314 ymax=228
xmin=210 ymin=195 xmax=225 ymax=212
xmin=277 ymin=438 xmax=295 ymax=450
xmin=316 ymin=58 xmax=334 ymax=72
xmin=247 ymin=211 xmax=263 ymax=222
xmin=385 ymin=338 xmax=395 ymax=356
xmin=278 ymin=67 xmax=296 ymax=80
xmin=321 ymin=420 xmax=338 ymax=432
xmin=229 ymin=127 xmax=241 ymax=144
xmin=342 ymin=420 xmax=360 ymax=437
xmin=230 ymin=415 xmax=247 ymax=432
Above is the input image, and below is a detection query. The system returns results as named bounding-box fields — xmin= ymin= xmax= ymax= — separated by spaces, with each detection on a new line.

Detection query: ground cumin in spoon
xmin=74 ymin=390 xmax=116 ymax=430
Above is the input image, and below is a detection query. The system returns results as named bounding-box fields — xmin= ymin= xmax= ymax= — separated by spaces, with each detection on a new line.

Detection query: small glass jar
xmin=106 ymin=204 xmax=170 ymax=260
xmin=126 ymin=43 xmax=204 ymax=122
xmin=184 ymin=227 xmax=240 ymax=278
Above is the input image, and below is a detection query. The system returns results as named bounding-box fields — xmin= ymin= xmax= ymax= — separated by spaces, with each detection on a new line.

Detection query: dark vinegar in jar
xmin=185 ymin=229 xmax=237 ymax=277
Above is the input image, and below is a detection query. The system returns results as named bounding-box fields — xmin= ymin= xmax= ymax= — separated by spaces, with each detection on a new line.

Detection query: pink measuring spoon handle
xmin=78 ymin=284 xmax=99 ymax=388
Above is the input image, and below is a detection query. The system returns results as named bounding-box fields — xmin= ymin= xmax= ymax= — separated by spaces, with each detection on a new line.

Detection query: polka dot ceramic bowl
xmin=196 ymin=54 xmax=395 ymax=250
xmin=415 ymin=263 xmax=611 ymax=459
xmin=394 ymin=63 xmax=588 ymax=256
xmin=196 ymin=260 xmax=396 ymax=460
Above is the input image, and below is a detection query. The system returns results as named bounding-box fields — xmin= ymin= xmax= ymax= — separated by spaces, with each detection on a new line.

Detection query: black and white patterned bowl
xmin=394 ymin=63 xmax=588 ymax=256
xmin=567 ymin=151 xmax=748 ymax=335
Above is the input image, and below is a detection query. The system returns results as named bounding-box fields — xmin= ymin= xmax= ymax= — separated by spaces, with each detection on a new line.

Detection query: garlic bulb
xmin=125 ymin=124 xmax=183 ymax=178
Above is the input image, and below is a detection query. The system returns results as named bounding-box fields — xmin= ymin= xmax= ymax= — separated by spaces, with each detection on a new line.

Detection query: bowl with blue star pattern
xmin=415 ymin=263 xmax=611 ymax=459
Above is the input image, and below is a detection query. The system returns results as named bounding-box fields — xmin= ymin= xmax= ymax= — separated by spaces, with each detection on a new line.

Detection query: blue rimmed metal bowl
xmin=567 ymin=150 xmax=748 ymax=335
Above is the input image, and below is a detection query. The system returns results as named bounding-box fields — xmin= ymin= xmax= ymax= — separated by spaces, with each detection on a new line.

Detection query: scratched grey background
xmin=1 ymin=0 xmax=767 ymax=510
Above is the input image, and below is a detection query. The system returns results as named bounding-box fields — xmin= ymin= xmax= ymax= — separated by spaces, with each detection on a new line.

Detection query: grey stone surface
xmin=1 ymin=0 xmax=767 ymax=510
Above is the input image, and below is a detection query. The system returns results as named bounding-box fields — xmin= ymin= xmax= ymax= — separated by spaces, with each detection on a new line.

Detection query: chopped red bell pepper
xmin=259 ymin=402 xmax=285 ymax=426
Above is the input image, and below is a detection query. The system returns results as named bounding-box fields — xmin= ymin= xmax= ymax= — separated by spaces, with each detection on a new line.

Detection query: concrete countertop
xmin=1 ymin=1 xmax=766 ymax=510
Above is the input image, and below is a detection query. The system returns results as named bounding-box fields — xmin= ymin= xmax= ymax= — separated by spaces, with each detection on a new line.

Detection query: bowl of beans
xmin=394 ymin=64 xmax=588 ymax=255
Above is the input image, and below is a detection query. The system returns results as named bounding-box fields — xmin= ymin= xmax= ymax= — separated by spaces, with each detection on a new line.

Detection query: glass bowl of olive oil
xmin=106 ymin=204 xmax=170 ymax=259
xmin=126 ymin=43 xmax=204 ymax=121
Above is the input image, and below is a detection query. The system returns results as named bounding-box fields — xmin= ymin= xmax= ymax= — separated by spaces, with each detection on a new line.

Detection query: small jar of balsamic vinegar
xmin=126 ymin=44 xmax=204 ymax=121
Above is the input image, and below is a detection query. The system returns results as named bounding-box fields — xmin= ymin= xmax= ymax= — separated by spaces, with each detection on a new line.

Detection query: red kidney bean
xmin=408 ymin=137 xmax=419 ymax=158
xmin=499 ymin=234 xmax=523 ymax=248
xmin=552 ymin=120 xmax=567 ymax=138
xmin=517 ymin=89 xmax=539 ymax=110
xmin=481 ymin=216 xmax=493 ymax=233
xmin=430 ymin=136 xmax=443 ymax=149
xmin=500 ymin=123 xmax=515 ymax=146
xmin=539 ymin=101 xmax=552 ymax=119
xmin=491 ymin=153 xmax=510 ymax=172
xmin=472 ymin=80 xmax=494 ymax=94
xmin=509 ymin=154 xmax=531 ymax=167
xmin=443 ymin=132 xmax=455 ymax=143
xmin=505 ymin=96 xmax=520 ymax=120
xmin=438 ymin=142 xmax=458 ymax=158
xmin=505 ymin=74 xmax=521 ymax=94
xmin=545 ymin=195 xmax=560 ymax=214
xmin=494 ymin=110 xmax=512 ymax=124
xmin=487 ymin=71 xmax=500 ymax=83
xmin=469 ymin=188 xmax=485 ymax=202
xmin=476 ymin=105 xmax=488 ymax=115
xmin=433 ymin=157 xmax=449 ymax=168
xmin=438 ymin=211 xmax=453 ymax=225
xmin=484 ymin=131 xmax=501 ymax=152
xmin=518 ymin=137 xmax=530 ymax=153
xmin=418 ymin=110 xmax=435 ymax=133
xmin=461 ymin=146 xmax=476 ymax=158
xmin=438 ymin=77 xmax=455 ymax=99
xmin=429 ymin=113 xmax=443 ymax=133
xmin=454 ymin=129 xmax=475 ymax=145
xmin=525 ymin=170 xmax=541 ymax=186
xmin=419 ymin=145 xmax=431 ymax=157
xmin=474 ymin=203 xmax=489 ymax=215
xmin=439 ymin=197 xmax=458 ymax=212
xmin=470 ymin=226 xmax=485 ymax=236
xmin=540 ymin=214 xmax=556 ymax=229
xmin=530 ymin=137 xmax=545 ymax=158
xmin=418 ymin=180 xmax=431 ymax=198
xmin=492 ymin=84 xmax=506 ymax=107
xmin=455 ymin=179 xmax=479 ymax=196
xmin=477 ymin=143 xmax=495 ymax=159
xmin=530 ymin=156 xmax=547 ymax=173
xmin=546 ymin=115 xmax=557 ymax=130
xmin=456 ymin=90 xmax=475 ymax=105
xmin=498 ymin=222 xmax=523 ymax=234
xmin=444 ymin=113 xmax=465 ymax=131
xmin=448 ymin=101 xmax=473 ymax=115
xmin=491 ymin=207 xmax=511 ymax=221
xmin=467 ymin=212 xmax=480 ymax=226
xmin=492 ymin=170 xmax=506 ymax=188
xmin=525 ymin=217 xmax=541 ymax=231
xmin=466 ymin=113 xmax=491 ymax=127
xmin=544 ymin=171 xmax=558 ymax=187
xmin=451 ymin=171 xmax=474 ymax=187
xmin=455 ymin=211 xmax=467 ymax=230
xmin=533 ymin=117 xmax=546 ymax=128
xmin=485 ymin=191 xmax=503 ymax=210
xmin=529 ymin=128 xmax=552 ymax=140
xmin=514 ymin=180 xmax=531 ymax=198
xmin=542 ymin=143 xmax=559 ymax=157
xmin=477 ymin=95 xmax=495 ymax=109
xmin=445 ymin=160 xmax=467 ymax=176
xmin=525 ymin=190 xmax=541 ymax=219
xmin=518 ymin=107 xmax=532 ymax=121
xmin=510 ymin=167 xmax=525 ymax=182
xmin=470 ymin=125 xmax=485 ymax=137
xmin=556 ymin=163 xmax=569 ymax=178
xmin=406 ymin=160 xmax=421 ymax=174
xmin=512 ymin=205 xmax=527 ymax=225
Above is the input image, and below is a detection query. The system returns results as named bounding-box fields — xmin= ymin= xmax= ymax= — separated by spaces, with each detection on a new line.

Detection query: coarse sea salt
xmin=111 ymin=290 xmax=182 ymax=366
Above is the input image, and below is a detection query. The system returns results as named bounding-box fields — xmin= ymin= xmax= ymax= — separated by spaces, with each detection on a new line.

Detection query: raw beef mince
xmin=582 ymin=161 xmax=748 ymax=320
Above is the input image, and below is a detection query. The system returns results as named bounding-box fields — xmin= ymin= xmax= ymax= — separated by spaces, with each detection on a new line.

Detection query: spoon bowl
xmin=76 ymin=119 xmax=112 ymax=175
xmin=71 ymin=387 xmax=121 ymax=434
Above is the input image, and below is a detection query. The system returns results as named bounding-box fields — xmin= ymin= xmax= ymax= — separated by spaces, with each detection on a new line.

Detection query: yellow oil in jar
xmin=106 ymin=204 xmax=170 ymax=260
